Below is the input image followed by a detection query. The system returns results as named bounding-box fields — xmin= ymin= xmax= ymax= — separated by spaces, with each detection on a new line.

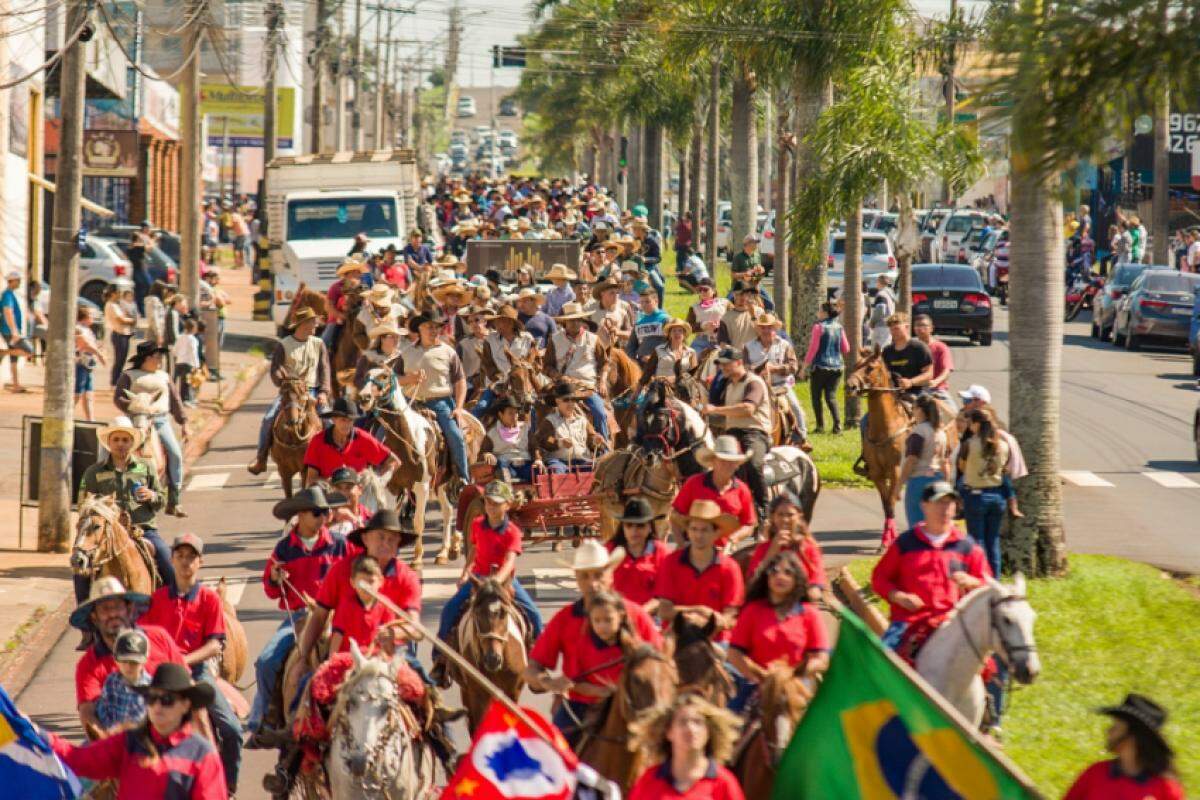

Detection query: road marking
xmin=1060 ymin=471 xmax=1115 ymax=487
xmin=1142 ymin=471 xmax=1200 ymax=489
xmin=187 ymin=472 xmax=230 ymax=491
xmin=190 ymin=464 xmax=249 ymax=472
xmin=264 ymin=472 xmax=280 ymax=485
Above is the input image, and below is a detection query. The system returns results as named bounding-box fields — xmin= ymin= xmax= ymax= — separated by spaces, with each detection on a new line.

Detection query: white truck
xmin=265 ymin=150 xmax=421 ymax=334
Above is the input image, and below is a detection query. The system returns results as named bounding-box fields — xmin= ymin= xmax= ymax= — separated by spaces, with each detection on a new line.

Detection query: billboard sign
xmin=200 ymin=84 xmax=296 ymax=148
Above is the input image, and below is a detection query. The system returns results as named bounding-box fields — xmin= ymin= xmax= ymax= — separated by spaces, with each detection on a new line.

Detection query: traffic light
xmin=619 ymin=136 xmax=628 ymax=168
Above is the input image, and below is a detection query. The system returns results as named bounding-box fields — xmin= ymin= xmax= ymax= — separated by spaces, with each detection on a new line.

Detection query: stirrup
xmin=852 ymin=456 xmax=870 ymax=477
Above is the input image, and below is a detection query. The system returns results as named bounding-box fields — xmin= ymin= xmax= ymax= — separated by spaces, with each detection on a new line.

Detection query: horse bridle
xmin=957 ymin=592 xmax=1038 ymax=669
xmin=331 ymin=670 xmax=409 ymax=799
xmin=73 ymin=507 xmax=136 ymax=575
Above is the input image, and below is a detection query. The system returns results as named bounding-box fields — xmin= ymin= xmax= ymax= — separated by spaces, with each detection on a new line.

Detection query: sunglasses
xmin=146 ymin=691 xmax=180 ymax=707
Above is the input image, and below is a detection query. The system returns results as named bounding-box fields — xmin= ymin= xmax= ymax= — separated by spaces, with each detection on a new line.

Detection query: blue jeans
xmin=421 ymin=396 xmax=470 ymax=482
xmin=471 ymin=388 xmax=497 ymax=418
xmin=248 ymin=611 xmax=305 ymax=732
xmin=987 ymin=658 xmax=1008 ymax=728
xmin=320 ymin=321 xmax=342 ymax=350
xmin=496 ymin=457 xmax=532 ymax=483
xmin=150 ymin=414 xmax=183 ymax=492
xmin=72 ymin=526 xmax=174 ymax=602
xmin=551 ymin=698 xmax=593 ymax=750
xmin=964 ymin=487 xmax=1006 ymax=577
xmin=581 ymin=391 xmax=609 ymax=441
xmin=193 ymin=661 xmax=243 ymax=791
xmin=881 ymin=620 xmax=909 ymax=650
xmin=74 ymin=364 xmax=94 ymax=393
xmin=257 ymin=387 xmax=322 ymax=457
xmin=437 ymin=578 xmax=543 ymax=642
xmin=903 ymin=474 xmax=943 ymax=529
xmin=646 ymin=268 xmax=665 ymax=305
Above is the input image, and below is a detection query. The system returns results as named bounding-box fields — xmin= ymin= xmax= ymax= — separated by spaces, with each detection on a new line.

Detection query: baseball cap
xmin=958 ymin=384 xmax=992 ymax=404
xmin=484 ymin=480 xmax=515 ymax=503
xmin=713 ymin=347 xmax=744 ymax=364
xmin=743 ymin=233 xmax=760 ymax=244
xmin=920 ymin=480 xmax=961 ymax=504
xmin=171 ymin=532 xmax=204 ymax=556
xmin=330 ymin=466 xmax=360 ymax=486
xmin=114 ymin=628 xmax=150 ymax=664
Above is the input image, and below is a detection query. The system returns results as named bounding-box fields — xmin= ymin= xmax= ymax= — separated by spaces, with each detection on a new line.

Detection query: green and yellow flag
xmin=772 ymin=607 xmax=1041 ymax=800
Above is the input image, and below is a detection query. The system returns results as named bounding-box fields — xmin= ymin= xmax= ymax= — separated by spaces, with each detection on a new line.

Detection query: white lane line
xmin=190 ymin=464 xmax=250 ymax=472
xmin=1060 ymin=471 xmax=1114 ymax=487
xmin=1142 ymin=471 xmax=1200 ymax=489
xmin=264 ymin=472 xmax=280 ymax=485
xmin=187 ymin=472 xmax=230 ymax=491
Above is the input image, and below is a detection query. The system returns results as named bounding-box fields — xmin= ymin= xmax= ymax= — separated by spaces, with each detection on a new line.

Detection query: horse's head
xmin=122 ymin=389 xmax=162 ymax=420
xmin=669 ymin=611 xmax=733 ymax=702
xmin=503 ymin=348 xmax=541 ymax=410
xmin=338 ymin=640 xmax=407 ymax=778
xmin=639 ymin=385 xmax=684 ymax=454
xmin=620 ymin=644 xmax=678 ymax=719
xmin=758 ymin=662 xmax=815 ymax=765
xmin=357 ymin=367 xmax=394 ymax=414
xmin=467 ymin=576 xmax=519 ymax=673
xmin=71 ymin=496 xmax=123 ymax=575
xmin=986 ymin=574 xmax=1040 ymax=684
xmin=843 ymin=347 xmax=889 ymax=396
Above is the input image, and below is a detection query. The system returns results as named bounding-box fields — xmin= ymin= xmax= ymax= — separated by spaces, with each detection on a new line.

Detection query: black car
xmin=110 ymin=240 xmax=177 ymax=285
xmin=1091 ymin=262 xmax=1151 ymax=341
xmin=911 ymin=263 xmax=994 ymax=345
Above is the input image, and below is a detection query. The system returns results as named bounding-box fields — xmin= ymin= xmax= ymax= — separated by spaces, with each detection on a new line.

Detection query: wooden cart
xmin=455 ymin=464 xmax=605 ymax=545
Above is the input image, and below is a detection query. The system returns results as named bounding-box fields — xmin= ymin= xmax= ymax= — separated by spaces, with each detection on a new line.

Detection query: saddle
xmin=130 ymin=526 xmax=162 ymax=588
xmin=594 ymin=447 xmax=674 ymax=501
xmin=895 ymin=614 xmax=998 ymax=685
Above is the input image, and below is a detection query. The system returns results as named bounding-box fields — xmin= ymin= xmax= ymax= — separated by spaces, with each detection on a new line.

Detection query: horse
xmin=327 ymin=640 xmax=436 ymax=800
xmin=70 ymin=496 xmax=156 ymax=595
xmin=332 ymin=289 xmax=369 ymax=397
xmin=121 ymin=390 xmax=168 ymax=487
xmin=916 ymin=576 xmax=1040 ymax=728
xmin=215 ymin=577 xmax=248 ymax=684
xmin=668 ymin=612 xmax=734 ymax=708
xmin=845 ymin=349 xmax=958 ymax=549
xmin=762 ymin=445 xmax=821 ymax=524
xmin=270 ymin=372 xmax=322 ymax=498
xmin=604 ymin=346 xmax=643 ymax=449
xmin=450 ymin=576 xmax=528 ymax=733
xmin=577 ymin=644 xmax=679 ymax=794
xmin=283 ymin=283 xmax=328 ymax=331
xmin=731 ymin=662 xmax=815 ymax=799
xmin=636 ymin=379 xmax=713 ymax=480
xmin=593 ymin=445 xmax=678 ymax=542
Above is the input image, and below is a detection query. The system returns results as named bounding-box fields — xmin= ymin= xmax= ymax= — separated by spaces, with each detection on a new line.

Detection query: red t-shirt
xmin=331 ymin=591 xmax=396 ymax=654
xmin=75 ymin=625 xmax=185 ymax=706
xmin=317 ymin=554 xmax=422 ymax=614
xmin=1063 ymin=760 xmax=1184 ymax=800
xmin=729 ymin=599 xmax=829 ymax=669
xmin=746 ymin=536 xmax=827 ymax=588
xmin=870 ymin=524 xmax=992 ymax=624
xmin=381 ymin=263 xmax=410 ymax=290
xmin=530 ymin=598 xmax=663 ymax=670
xmin=609 ymin=539 xmax=673 ymax=605
xmin=629 ymin=760 xmax=746 ymax=800
xmin=303 ymin=427 xmax=392 ymax=479
xmin=926 ymin=338 xmax=954 ymax=391
xmin=653 ymin=546 xmax=745 ymax=641
xmin=671 ymin=472 xmax=756 ymax=531
xmin=138 ymin=584 xmax=226 ymax=656
xmin=562 ymin=628 xmax=626 ymax=704
xmin=469 ymin=516 xmax=523 ymax=577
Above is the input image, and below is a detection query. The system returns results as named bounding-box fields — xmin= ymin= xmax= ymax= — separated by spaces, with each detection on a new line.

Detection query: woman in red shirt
xmin=1063 ymin=694 xmax=1184 ymax=800
xmin=744 ymin=492 xmax=825 ymax=600
xmin=608 ymin=498 xmax=672 ymax=610
xmin=50 ymin=663 xmax=228 ymax=800
xmin=628 ymin=693 xmax=745 ymax=800
xmin=728 ymin=551 xmax=830 ymax=712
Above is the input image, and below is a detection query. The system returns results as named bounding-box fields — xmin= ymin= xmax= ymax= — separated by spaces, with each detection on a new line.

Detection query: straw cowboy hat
xmin=696 ymin=434 xmax=750 ymax=469
xmin=678 ymin=499 xmax=740 ymax=538
xmin=663 ymin=318 xmax=692 ymax=337
xmin=452 ymin=190 xmax=474 ymax=205
xmin=754 ymin=312 xmax=783 ymax=328
xmin=452 ymin=220 xmax=480 ymax=236
xmin=558 ymin=538 xmax=625 ymax=572
xmin=545 ymin=263 xmax=577 ymax=282
xmin=135 ymin=662 xmax=217 ymax=708
xmin=601 ymin=240 xmax=623 ymax=252
xmin=288 ymin=305 xmax=322 ymax=331
xmin=271 ymin=485 xmax=348 ymax=521
xmin=368 ymin=322 xmax=407 ymax=342
xmin=517 ymin=217 xmax=532 ymax=231
xmin=364 ymin=284 xmax=396 ymax=307
xmin=98 ymin=415 xmax=144 ymax=450
xmin=593 ymin=278 xmax=621 ymax=295
xmin=553 ymin=301 xmax=589 ymax=322
xmin=515 ymin=288 xmax=545 ymax=306
xmin=69 ymin=576 xmax=151 ymax=630
xmin=486 ymin=304 xmax=522 ymax=325
xmin=435 ymin=253 xmax=463 ymax=268
xmin=432 ymin=281 xmax=470 ymax=303
xmin=337 ymin=256 xmax=368 ymax=278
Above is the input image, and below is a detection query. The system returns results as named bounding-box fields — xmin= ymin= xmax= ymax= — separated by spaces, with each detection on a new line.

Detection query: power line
xmin=0 ymin=7 xmax=90 ymax=90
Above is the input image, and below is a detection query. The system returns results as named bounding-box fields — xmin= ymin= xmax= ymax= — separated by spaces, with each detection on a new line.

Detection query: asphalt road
xmin=16 ymin=302 xmax=1199 ymax=798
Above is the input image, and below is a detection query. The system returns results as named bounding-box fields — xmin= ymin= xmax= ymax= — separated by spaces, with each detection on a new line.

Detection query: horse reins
xmin=957 ymin=592 xmax=1038 ymax=670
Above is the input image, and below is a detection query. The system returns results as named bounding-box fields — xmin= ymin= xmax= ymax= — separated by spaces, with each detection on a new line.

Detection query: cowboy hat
xmin=754 ymin=312 xmax=783 ymax=328
xmin=452 ymin=220 xmax=480 ymax=236
xmin=135 ymin=662 xmax=216 ymax=708
xmin=557 ymin=538 xmax=625 ymax=572
xmin=553 ymin=301 xmax=589 ymax=321
xmin=663 ymin=318 xmax=692 ymax=337
xmin=364 ymin=284 xmax=396 ymax=307
xmin=1099 ymin=693 xmax=1171 ymax=750
xmin=69 ymin=576 xmax=151 ymax=630
xmin=409 ymin=311 xmax=445 ymax=330
xmin=592 ymin=278 xmax=621 ymax=295
xmin=320 ymin=397 xmax=360 ymax=420
xmin=615 ymin=497 xmax=657 ymax=524
xmin=486 ymin=304 xmax=522 ymax=325
xmin=514 ymin=288 xmax=545 ymax=306
xmin=435 ymin=253 xmax=463 ymax=268
xmin=98 ymin=415 xmax=144 ymax=449
xmin=601 ymin=240 xmax=623 ymax=252
xmin=679 ymin=499 xmax=740 ymax=537
xmin=452 ymin=190 xmax=474 ymax=205
xmin=503 ymin=218 xmax=519 ymax=232
xmin=287 ymin=305 xmax=322 ymax=330
xmin=348 ymin=508 xmax=417 ymax=548
xmin=127 ymin=340 xmax=168 ymax=367
xmin=517 ymin=217 xmax=532 ymax=230
xmin=336 ymin=257 xmax=368 ymax=278
xmin=696 ymin=434 xmax=750 ymax=469
xmin=368 ymin=322 xmax=407 ymax=341
xmin=271 ymin=485 xmax=349 ymax=521
xmin=545 ymin=263 xmax=577 ymax=282
xmin=550 ymin=380 xmax=587 ymax=402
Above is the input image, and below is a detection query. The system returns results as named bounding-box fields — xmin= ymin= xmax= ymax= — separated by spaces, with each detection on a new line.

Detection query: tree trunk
xmin=761 ymin=91 xmax=773 ymax=216
xmin=790 ymin=73 xmax=833 ymax=358
xmin=843 ymin=203 xmax=864 ymax=425
xmin=646 ymin=124 xmax=665 ymax=231
xmin=1151 ymin=86 xmax=1170 ymax=265
xmin=705 ymin=55 xmax=721 ymax=273
xmin=896 ymin=192 xmax=916 ymax=315
xmin=730 ymin=61 xmax=758 ymax=249
xmin=774 ymin=98 xmax=791 ymax=324
xmin=677 ymin=138 xmax=690 ymax=226
xmin=689 ymin=106 xmax=704 ymax=236
xmin=1006 ymin=162 xmax=1068 ymax=577
xmin=627 ymin=123 xmax=643 ymax=206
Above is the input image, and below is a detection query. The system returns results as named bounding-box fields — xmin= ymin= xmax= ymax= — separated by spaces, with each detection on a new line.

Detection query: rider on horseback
xmin=744 ymin=312 xmax=810 ymax=450
xmin=114 ymin=341 xmax=189 ymax=517
xmin=320 ymin=257 xmax=368 ymax=351
xmin=546 ymin=302 xmax=611 ymax=441
xmin=473 ymin=304 xmax=536 ymax=419
xmin=397 ymin=312 xmax=473 ymax=483
xmin=704 ymin=349 xmax=774 ymax=527
xmin=670 ymin=435 xmax=757 ymax=550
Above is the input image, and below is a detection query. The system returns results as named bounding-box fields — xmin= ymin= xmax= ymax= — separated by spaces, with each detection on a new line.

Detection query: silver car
xmin=827 ymin=231 xmax=898 ymax=288
xmin=79 ymin=236 xmax=134 ymax=306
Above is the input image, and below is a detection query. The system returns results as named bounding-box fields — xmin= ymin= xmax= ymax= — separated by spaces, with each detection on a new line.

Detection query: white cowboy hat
xmin=69 ymin=576 xmax=151 ymax=630
xmin=545 ymin=263 xmax=577 ymax=282
xmin=336 ymin=256 xmax=368 ymax=278
xmin=557 ymin=539 xmax=625 ymax=572
xmin=367 ymin=322 xmax=407 ymax=341
xmin=364 ymin=284 xmax=395 ymax=307
xmin=515 ymin=288 xmax=545 ymax=306
xmin=553 ymin=301 xmax=589 ymax=321
xmin=695 ymin=434 xmax=749 ymax=468
xmin=98 ymin=415 xmax=144 ymax=449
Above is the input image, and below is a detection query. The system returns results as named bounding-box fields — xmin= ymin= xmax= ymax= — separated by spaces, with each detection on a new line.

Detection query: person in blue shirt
xmin=625 ymin=288 xmax=670 ymax=365
xmin=631 ymin=220 xmax=665 ymax=305
xmin=401 ymin=229 xmax=434 ymax=269
xmin=515 ymin=288 xmax=557 ymax=348
xmin=0 ymin=270 xmax=34 ymax=392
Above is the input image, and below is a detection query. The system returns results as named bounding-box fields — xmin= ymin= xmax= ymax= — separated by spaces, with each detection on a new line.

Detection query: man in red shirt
xmin=654 ymin=500 xmax=745 ymax=642
xmin=871 ymin=480 xmax=991 ymax=651
xmin=1064 ymin=694 xmax=1184 ymax=800
xmin=138 ymin=533 xmax=243 ymax=793
xmin=670 ymin=435 xmax=756 ymax=549
xmin=72 ymin=577 xmax=185 ymax=740
xmin=302 ymin=397 xmax=400 ymax=486
xmin=913 ymin=314 xmax=955 ymax=402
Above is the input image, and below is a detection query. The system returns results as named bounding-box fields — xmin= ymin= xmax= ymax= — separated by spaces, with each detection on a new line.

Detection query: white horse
xmin=327 ymin=640 xmax=436 ymax=800
xmin=916 ymin=575 xmax=1041 ymax=728
xmin=122 ymin=389 xmax=168 ymax=486
xmin=357 ymin=367 xmax=484 ymax=567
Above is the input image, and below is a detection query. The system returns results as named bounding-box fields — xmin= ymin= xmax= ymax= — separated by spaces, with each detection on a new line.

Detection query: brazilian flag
xmin=772 ymin=607 xmax=1041 ymax=799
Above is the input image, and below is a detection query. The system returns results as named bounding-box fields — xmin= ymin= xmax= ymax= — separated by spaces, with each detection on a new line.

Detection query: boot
xmin=166 ymin=486 xmax=188 ymax=518
xmin=429 ymin=654 xmax=451 ymax=689
xmin=245 ymin=726 xmax=291 ymax=750
xmin=247 ymin=450 xmax=269 ymax=475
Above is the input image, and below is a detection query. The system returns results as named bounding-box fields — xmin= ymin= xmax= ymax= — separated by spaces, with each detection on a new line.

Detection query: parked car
xmin=958 ymin=225 xmax=993 ymax=264
xmin=932 ymin=209 xmax=989 ymax=263
xmin=910 ymin=263 xmax=994 ymax=345
xmin=827 ymin=231 xmax=897 ymax=287
xmin=472 ymin=125 xmax=492 ymax=142
xmin=918 ymin=207 xmax=952 ymax=261
xmin=79 ymin=236 xmax=134 ymax=306
xmin=498 ymin=97 xmax=518 ymax=116
xmin=93 ymin=224 xmax=182 ymax=264
xmin=870 ymin=212 xmax=899 ymax=239
xmin=968 ymin=228 xmax=1002 ymax=283
xmin=757 ymin=211 xmax=775 ymax=270
xmin=1091 ymin=262 xmax=1152 ymax=341
xmin=1112 ymin=269 xmax=1200 ymax=351
xmin=456 ymin=96 xmax=477 ymax=117
xmin=109 ymin=240 xmax=177 ymax=286
xmin=714 ymin=202 xmax=733 ymax=255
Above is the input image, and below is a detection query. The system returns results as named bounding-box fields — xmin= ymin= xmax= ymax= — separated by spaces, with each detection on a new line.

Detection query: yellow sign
xmin=199 ymin=84 xmax=295 ymax=148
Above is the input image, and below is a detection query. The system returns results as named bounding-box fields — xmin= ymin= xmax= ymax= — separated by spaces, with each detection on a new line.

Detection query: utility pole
xmin=942 ymin=0 xmax=958 ymax=204
xmin=352 ymin=0 xmax=364 ymax=149
xmin=443 ymin=3 xmax=461 ymax=122
xmin=400 ymin=58 xmax=412 ymax=147
xmin=334 ymin=0 xmax=347 ymax=150
xmin=38 ymin=0 xmax=89 ymax=551
xmin=311 ymin=0 xmax=328 ymax=153
xmin=255 ymin=0 xmax=282 ymax=321
xmin=380 ymin=7 xmax=395 ymax=146
xmin=179 ymin=0 xmax=202 ymax=307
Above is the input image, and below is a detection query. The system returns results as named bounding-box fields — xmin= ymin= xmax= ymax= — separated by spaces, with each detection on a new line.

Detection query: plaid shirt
xmin=96 ymin=668 xmax=150 ymax=730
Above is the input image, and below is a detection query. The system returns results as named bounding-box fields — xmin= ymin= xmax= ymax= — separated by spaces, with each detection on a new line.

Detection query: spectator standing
xmin=802 ymin=302 xmax=849 ymax=434
xmin=0 ymin=270 xmax=33 ymax=392
xmin=174 ymin=318 xmax=201 ymax=407
xmin=74 ymin=305 xmax=106 ymax=421
xmin=105 ymin=283 xmax=137 ymax=386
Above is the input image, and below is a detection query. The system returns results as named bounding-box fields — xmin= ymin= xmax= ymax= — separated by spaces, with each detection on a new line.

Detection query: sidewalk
xmin=0 ymin=269 xmax=274 ymax=693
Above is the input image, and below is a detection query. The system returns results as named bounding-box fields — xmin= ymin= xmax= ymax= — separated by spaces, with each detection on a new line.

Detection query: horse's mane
xmin=607 ymin=347 xmax=642 ymax=386
xmin=78 ymin=495 xmax=124 ymax=527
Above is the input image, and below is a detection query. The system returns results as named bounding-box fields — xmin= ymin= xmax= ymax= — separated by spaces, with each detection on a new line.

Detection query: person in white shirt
xmin=1185 ymin=230 xmax=1200 ymax=274
xmin=173 ymin=318 xmax=202 ymax=406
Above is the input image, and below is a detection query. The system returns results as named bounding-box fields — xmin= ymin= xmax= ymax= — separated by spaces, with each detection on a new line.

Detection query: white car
xmin=919 ymin=208 xmax=952 ymax=261
xmin=932 ymin=209 xmax=990 ymax=263
xmin=472 ymin=125 xmax=492 ymax=142
xmin=714 ymin=202 xmax=732 ymax=255
xmin=757 ymin=211 xmax=775 ymax=269
xmin=456 ymin=96 xmax=477 ymax=118
xmin=79 ymin=236 xmax=134 ymax=306
xmin=826 ymin=230 xmax=897 ymax=288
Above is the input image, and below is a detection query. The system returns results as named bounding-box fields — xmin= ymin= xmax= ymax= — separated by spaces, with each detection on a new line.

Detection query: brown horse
xmin=732 ymin=662 xmax=815 ymax=798
xmin=70 ymin=496 xmax=156 ymax=595
xmin=282 ymin=283 xmax=327 ymax=331
xmin=215 ymin=577 xmax=248 ymax=684
xmin=605 ymin=346 xmax=643 ymax=448
xmin=270 ymin=372 xmax=321 ymax=498
xmin=668 ymin=611 xmax=734 ymax=707
xmin=332 ymin=289 xmax=369 ymax=396
xmin=577 ymin=644 xmax=679 ymax=794
xmin=450 ymin=577 xmax=528 ymax=733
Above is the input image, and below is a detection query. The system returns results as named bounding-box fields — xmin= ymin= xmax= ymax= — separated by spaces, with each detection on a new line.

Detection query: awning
xmin=28 ymin=174 xmax=115 ymax=217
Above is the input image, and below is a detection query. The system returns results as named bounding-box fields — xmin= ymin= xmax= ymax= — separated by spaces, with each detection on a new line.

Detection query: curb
xmin=6 ymin=359 xmax=268 ymax=700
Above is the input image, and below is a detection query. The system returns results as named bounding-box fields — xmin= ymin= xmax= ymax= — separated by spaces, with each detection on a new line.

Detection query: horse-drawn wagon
xmin=455 ymin=464 xmax=605 ymax=545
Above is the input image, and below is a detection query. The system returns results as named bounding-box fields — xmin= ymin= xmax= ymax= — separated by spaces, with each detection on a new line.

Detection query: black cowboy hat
xmin=615 ymin=497 xmax=657 ymax=524
xmin=319 ymin=397 xmax=360 ymax=420
xmin=134 ymin=662 xmax=215 ymax=708
xmin=409 ymin=312 xmax=444 ymax=330
xmin=348 ymin=509 xmax=417 ymax=548
xmin=492 ymin=395 xmax=521 ymax=414
xmin=271 ymin=485 xmax=349 ymax=521
xmin=550 ymin=380 xmax=586 ymax=402
xmin=1099 ymin=693 xmax=1170 ymax=748
xmin=127 ymin=340 xmax=168 ymax=366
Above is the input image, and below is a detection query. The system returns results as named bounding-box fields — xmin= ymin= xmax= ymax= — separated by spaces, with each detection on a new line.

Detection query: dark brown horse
xmin=668 ymin=611 xmax=734 ymax=707
xmin=282 ymin=283 xmax=327 ymax=331
xmin=271 ymin=371 xmax=321 ymax=497
xmin=332 ymin=289 xmax=368 ymax=395
xmin=451 ymin=577 xmax=528 ymax=733
xmin=732 ymin=662 xmax=815 ymax=798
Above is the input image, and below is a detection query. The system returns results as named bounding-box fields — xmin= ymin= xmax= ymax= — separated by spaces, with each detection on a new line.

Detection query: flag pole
xmin=356 ymin=580 xmax=558 ymax=749
xmin=829 ymin=599 xmax=1044 ymax=797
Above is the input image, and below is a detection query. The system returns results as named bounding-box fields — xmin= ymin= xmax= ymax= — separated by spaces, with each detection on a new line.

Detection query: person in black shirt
xmin=880 ymin=313 xmax=934 ymax=392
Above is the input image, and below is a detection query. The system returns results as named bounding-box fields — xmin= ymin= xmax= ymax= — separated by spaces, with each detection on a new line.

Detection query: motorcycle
xmin=1065 ymin=272 xmax=1104 ymax=322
